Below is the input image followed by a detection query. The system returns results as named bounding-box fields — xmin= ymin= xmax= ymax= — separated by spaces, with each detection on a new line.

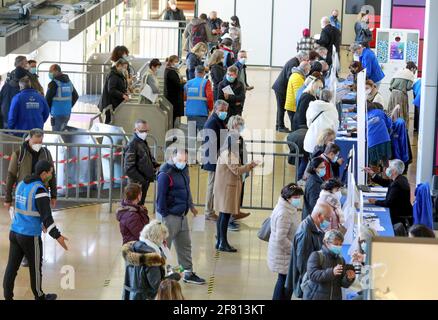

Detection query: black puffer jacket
xmin=99 ymin=67 xmax=127 ymax=111
xmin=122 ymin=241 xmax=180 ymax=300
xmin=209 ymin=63 xmax=226 ymax=100
xmin=124 ymin=134 xmax=160 ymax=184
xmin=303 ymin=246 xmax=354 ymax=300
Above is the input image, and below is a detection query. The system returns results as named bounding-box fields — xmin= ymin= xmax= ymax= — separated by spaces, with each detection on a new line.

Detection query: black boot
xmin=218 ymin=213 xmax=237 ymax=252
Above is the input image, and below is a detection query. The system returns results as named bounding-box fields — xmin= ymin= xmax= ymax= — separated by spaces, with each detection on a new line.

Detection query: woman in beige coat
xmin=268 ymin=183 xmax=304 ymax=300
xmin=213 ymin=115 xmax=258 ymax=252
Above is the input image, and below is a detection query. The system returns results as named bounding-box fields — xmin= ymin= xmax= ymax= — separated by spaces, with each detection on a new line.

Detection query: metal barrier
xmin=116 ymin=19 xmax=187 ymax=60
xmin=37 ymin=61 xmax=110 ymax=97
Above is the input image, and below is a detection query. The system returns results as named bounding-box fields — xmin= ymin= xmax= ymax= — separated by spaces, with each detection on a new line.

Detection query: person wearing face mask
xmin=201 ymin=100 xmax=229 ymax=221
xmin=317 ymin=179 xmax=345 ymax=232
xmin=3 ymin=160 xmax=68 ymax=301
xmin=164 ymin=0 xmax=186 ymax=21
xmin=354 ymin=10 xmax=372 ymax=45
xmin=388 ymin=61 xmax=417 ymax=127
xmin=330 ymin=9 xmax=341 ymax=30
xmin=124 ymin=119 xmax=160 ymax=207
xmin=219 ymin=38 xmax=236 ymax=68
xmin=217 ymin=65 xmax=245 ymax=118
xmin=315 ymin=17 xmax=341 ymax=67
xmin=26 ymin=59 xmax=44 ymax=96
xmin=319 ymin=142 xmax=342 ymax=181
xmin=285 ymin=61 xmax=311 ymax=128
xmin=156 ymin=149 xmax=206 ymax=285
xmin=349 ymin=42 xmax=384 ymax=85
xmin=122 ymin=220 xmax=181 ymax=300
xmin=45 ymin=64 xmax=79 ymax=131
xmin=292 ymin=78 xmax=323 ymax=131
xmin=185 ymin=42 xmax=208 ymax=80
xmin=8 ymin=77 xmax=49 ymax=133
xmin=142 ymin=59 xmax=162 ymax=103
xmin=164 ymin=55 xmax=185 ymax=127
xmin=5 ymin=128 xmax=57 ymax=213
xmin=302 ymin=229 xmax=355 ymax=300
xmin=267 ymin=183 xmax=304 ymax=300
xmin=364 ymin=159 xmax=413 ymax=230
xmin=302 ymin=157 xmax=327 ymax=219
xmin=233 ymin=50 xmax=253 ymax=91
xmin=116 ymin=183 xmax=150 ymax=245
xmin=99 ymin=59 xmax=129 ymax=124
xmin=285 ymin=202 xmax=333 ymax=299
xmin=345 ymin=61 xmax=363 ymax=92
xmin=365 ymin=79 xmax=386 ymax=110
xmin=208 ymin=50 xmax=226 ymax=101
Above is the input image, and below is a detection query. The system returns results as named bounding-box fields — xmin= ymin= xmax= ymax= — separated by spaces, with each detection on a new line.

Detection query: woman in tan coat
xmin=213 ymin=115 xmax=258 ymax=252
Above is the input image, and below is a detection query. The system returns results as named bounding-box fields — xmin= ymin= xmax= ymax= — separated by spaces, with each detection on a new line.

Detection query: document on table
xmin=192 ymin=215 xmax=205 ymax=232
xmin=222 ymin=85 xmax=235 ymax=95
xmin=363 ymin=192 xmax=387 ymax=198
xmin=370 ymin=187 xmax=388 ymax=193
xmin=363 ymin=207 xmax=386 ymax=212
xmin=365 ymin=218 xmax=385 ymax=232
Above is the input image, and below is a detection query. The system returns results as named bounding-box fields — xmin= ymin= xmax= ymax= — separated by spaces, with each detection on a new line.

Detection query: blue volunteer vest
xmin=51 ymin=79 xmax=73 ymax=117
xmin=11 ymin=180 xmax=47 ymax=236
xmin=185 ymin=77 xmax=209 ymax=117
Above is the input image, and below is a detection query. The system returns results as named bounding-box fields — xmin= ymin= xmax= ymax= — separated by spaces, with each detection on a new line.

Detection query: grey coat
xmin=303 ymin=246 xmax=354 ymax=300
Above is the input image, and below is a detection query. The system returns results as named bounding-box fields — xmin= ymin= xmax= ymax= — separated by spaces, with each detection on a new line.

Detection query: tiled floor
xmin=0 ymin=65 xmax=419 ymax=300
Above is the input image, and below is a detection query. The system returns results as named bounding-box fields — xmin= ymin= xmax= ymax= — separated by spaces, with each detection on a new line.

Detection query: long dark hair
xmin=230 ymin=16 xmax=240 ymax=28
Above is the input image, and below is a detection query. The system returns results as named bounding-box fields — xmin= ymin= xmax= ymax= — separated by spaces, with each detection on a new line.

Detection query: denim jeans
xmin=51 ymin=115 xmax=70 ymax=131
xmin=272 ymin=273 xmax=288 ymax=300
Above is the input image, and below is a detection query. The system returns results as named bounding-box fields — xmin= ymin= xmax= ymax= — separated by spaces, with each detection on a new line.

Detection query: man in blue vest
xmin=45 ymin=64 xmax=79 ymax=131
xmin=156 ymin=149 xmax=206 ymax=285
xmin=3 ymin=160 xmax=68 ymax=300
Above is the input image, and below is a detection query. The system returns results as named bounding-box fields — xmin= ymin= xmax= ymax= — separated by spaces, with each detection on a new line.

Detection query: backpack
xmin=191 ymin=22 xmax=207 ymax=46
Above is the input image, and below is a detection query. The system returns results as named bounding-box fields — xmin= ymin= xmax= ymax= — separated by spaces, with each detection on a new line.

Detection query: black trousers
xmin=414 ymin=106 xmax=419 ymax=131
xmin=272 ymin=273 xmax=288 ymax=300
xmin=3 ymin=231 xmax=44 ymax=300
xmin=217 ymin=212 xmax=232 ymax=246
xmin=139 ymin=181 xmax=150 ymax=206
xmin=275 ymin=91 xmax=286 ymax=129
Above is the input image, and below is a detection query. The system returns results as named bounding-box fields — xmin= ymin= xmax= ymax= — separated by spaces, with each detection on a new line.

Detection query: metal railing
xmin=116 ymin=19 xmax=187 ymax=60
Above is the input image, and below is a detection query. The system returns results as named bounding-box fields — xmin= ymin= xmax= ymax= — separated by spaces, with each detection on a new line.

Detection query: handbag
xmin=257 ymin=217 xmax=271 ymax=242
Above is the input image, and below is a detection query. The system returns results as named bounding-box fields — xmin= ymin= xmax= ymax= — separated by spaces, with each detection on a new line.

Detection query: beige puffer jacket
xmin=267 ymin=197 xmax=300 ymax=275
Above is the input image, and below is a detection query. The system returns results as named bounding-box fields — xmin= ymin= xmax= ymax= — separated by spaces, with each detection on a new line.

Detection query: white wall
xmin=310 ymin=0 xmax=342 ymax=37
xmin=236 ymin=0 xmax=272 ymax=66
xmin=197 ymin=0 xmax=235 ymax=19
xmin=271 ymin=0 xmax=311 ymax=67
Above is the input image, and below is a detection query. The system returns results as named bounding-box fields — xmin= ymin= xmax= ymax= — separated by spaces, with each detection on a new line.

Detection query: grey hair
xmin=321 ymin=16 xmax=330 ymax=25
xmin=29 ymin=128 xmax=44 ymax=138
xmin=214 ymin=99 xmax=229 ymax=111
xmin=140 ymin=220 xmax=169 ymax=245
xmin=324 ymin=229 xmax=344 ymax=243
xmin=296 ymin=51 xmax=309 ymax=62
xmin=350 ymin=42 xmax=362 ymax=52
xmin=359 ymin=225 xmax=378 ymax=242
xmin=311 ymin=202 xmax=332 ymax=219
xmin=134 ymin=119 xmax=147 ymax=128
xmin=389 ymin=159 xmax=405 ymax=175
xmin=15 ymin=55 xmax=27 ymax=67
xmin=320 ymin=89 xmax=333 ymax=102
xmin=316 ymin=46 xmax=328 ymax=54
xmin=227 ymin=115 xmax=245 ymax=130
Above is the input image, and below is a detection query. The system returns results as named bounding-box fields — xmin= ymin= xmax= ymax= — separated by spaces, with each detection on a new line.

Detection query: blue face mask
xmin=320 ymin=219 xmax=330 ymax=230
xmin=30 ymin=67 xmax=37 ymax=74
xmin=332 ymin=155 xmax=339 ymax=163
xmin=226 ymin=75 xmax=235 ymax=83
xmin=291 ymin=198 xmax=301 ymax=208
xmin=49 ymin=73 xmax=54 ymax=80
xmin=385 ymin=168 xmax=392 ymax=178
xmin=329 ymin=244 xmax=342 ymax=256
xmin=218 ymin=111 xmax=228 ymax=121
xmin=174 ymin=161 xmax=186 ymax=170
xmin=318 ymin=167 xmax=326 ymax=178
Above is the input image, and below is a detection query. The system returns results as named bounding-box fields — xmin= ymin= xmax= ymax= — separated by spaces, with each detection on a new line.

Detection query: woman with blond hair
xmin=186 ymin=42 xmax=208 ymax=80
xmin=311 ymin=128 xmax=336 ymax=159
xmin=122 ymin=220 xmax=181 ymax=300
xmin=156 ymin=279 xmax=185 ymax=300
xmin=208 ymin=50 xmax=226 ymax=101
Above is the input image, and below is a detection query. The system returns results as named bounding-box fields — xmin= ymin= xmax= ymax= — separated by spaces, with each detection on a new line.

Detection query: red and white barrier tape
xmin=0 ymin=151 xmax=123 ymax=164
xmin=0 ymin=176 xmax=128 ymax=190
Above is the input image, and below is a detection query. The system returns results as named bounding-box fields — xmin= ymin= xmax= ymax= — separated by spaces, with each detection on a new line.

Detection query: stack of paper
xmin=222 ymin=85 xmax=235 ymax=95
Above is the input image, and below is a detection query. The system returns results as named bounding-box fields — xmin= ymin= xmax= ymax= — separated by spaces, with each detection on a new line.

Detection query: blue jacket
xmin=156 ymin=162 xmax=193 ymax=217
xmin=413 ymin=183 xmax=433 ymax=229
xmin=185 ymin=76 xmax=209 ymax=117
xmin=201 ymin=113 xmax=227 ymax=172
xmin=8 ymin=88 xmax=49 ymax=131
xmin=11 ymin=179 xmax=47 ymax=236
xmin=295 ymin=84 xmax=306 ymax=107
xmin=391 ymin=118 xmax=409 ymax=163
xmin=0 ymin=78 xmax=20 ymax=129
xmin=330 ymin=16 xmax=341 ymax=30
xmin=413 ymin=79 xmax=421 ymax=108
xmin=367 ymin=108 xmax=391 ymax=148
xmin=360 ymin=48 xmax=385 ymax=83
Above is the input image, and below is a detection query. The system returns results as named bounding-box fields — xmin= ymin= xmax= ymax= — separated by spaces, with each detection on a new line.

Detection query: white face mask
xmin=31 ymin=143 xmax=42 ymax=152
xmin=137 ymin=132 xmax=147 ymax=140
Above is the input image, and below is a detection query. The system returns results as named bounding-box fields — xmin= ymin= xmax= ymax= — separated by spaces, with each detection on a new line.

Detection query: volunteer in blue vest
xmin=3 ymin=160 xmax=68 ymax=301
xmin=350 ymin=42 xmax=385 ymax=86
xmin=184 ymin=65 xmax=214 ymax=133
xmin=45 ymin=64 xmax=79 ymax=131
xmin=156 ymin=149 xmax=206 ymax=285
xmin=8 ymin=77 xmax=49 ymax=134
